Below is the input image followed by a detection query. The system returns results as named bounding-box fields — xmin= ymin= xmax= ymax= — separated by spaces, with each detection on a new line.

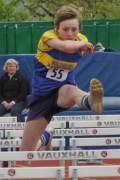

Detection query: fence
xmin=0 ymin=19 xmax=120 ymax=54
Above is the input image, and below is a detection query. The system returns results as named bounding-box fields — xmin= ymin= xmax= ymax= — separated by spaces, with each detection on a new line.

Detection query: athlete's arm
xmin=45 ymin=38 xmax=94 ymax=54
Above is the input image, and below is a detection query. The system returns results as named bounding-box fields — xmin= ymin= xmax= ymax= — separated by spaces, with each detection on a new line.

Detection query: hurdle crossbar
xmin=0 ymin=123 xmax=25 ymax=130
xmin=1 ymin=115 xmax=120 ymax=123
xmin=0 ymin=138 xmax=66 ymax=149
xmin=0 ymin=117 xmax=17 ymax=123
xmin=69 ymin=119 xmax=120 ymax=128
xmin=0 ymin=167 xmax=65 ymax=179
xmin=70 ymin=137 xmax=120 ymax=147
xmin=4 ymin=127 xmax=120 ymax=138
xmin=0 ymin=121 xmax=66 ymax=130
xmin=0 ymin=149 xmax=120 ymax=161
xmin=69 ymin=165 xmax=120 ymax=178
xmin=52 ymin=114 xmax=120 ymax=121
xmin=54 ymin=128 xmax=120 ymax=136
xmin=50 ymin=121 xmax=66 ymax=128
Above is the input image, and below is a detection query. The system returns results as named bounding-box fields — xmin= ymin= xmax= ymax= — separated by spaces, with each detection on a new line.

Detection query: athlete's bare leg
xmin=20 ymin=78 xmax=103 ymax=151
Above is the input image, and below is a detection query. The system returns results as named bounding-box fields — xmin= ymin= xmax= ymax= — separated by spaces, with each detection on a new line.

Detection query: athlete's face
xmin=57 ymin=19 xmax=80 ymax=40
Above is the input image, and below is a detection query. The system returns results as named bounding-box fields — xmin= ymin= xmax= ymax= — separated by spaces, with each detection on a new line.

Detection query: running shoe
xmin=89 ymin=78 xmax=104 ymax=113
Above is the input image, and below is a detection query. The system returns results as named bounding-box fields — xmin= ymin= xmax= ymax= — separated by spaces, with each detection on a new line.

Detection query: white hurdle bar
xmin=0 ymin=167 xmax=65 ymax=179
xmin=69 ymin=165 xmax=120 ymax=179
xmin=69 ymin=119 xmax=120 ymax=128
xmin=0 ymin=123 xmax=25 ymax=130
xmin=0 ymin=121 xmax=66 ymax=130
xmin=0 ymin=138 xmax=66 ymax=149
xmin=1 ymin=114 xmax=120 ymax=123
xmin=70 ymin=137 xmax=120 ymax=147
xmin=0 ymin=149 xmax=120 ymax=161
xmin=52 ymin=114 xmax=120 ymax=121
xmin=4 ymin=127 xmax=120 ymax=138
xmin=0 ymin=150 xmax=120 ymax=179
xmin=0 ymin=117 xmax=17 ymax=123
xmin=54 ymin=128 xmax=120 ymax=136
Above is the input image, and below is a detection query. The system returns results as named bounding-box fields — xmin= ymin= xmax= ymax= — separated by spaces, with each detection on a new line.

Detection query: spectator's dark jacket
xmin=0 ymin=71 xmax=28 ymax=103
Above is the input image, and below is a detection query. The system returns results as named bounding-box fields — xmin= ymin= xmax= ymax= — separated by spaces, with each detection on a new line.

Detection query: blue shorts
xmin=26 ymin=89 xmax=67 ymax=123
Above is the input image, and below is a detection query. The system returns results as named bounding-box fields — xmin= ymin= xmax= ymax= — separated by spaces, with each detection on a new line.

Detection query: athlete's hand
xmin=80 ymin=42 xmax=94 ymax=54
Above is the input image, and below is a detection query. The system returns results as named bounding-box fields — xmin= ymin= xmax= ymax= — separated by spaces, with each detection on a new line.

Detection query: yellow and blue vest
xmin=32 ymin=30 xmax=88 ymax=95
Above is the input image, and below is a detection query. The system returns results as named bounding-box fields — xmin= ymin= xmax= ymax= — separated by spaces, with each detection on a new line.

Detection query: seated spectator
xmin=0 ymin=59 xmax=28 ymax=122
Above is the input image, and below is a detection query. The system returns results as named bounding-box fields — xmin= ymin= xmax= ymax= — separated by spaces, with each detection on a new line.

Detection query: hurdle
xmin=0 ymin=122 xmax=25 ymax=130
xmin=0 ymin=149 xmax=120 ymax=161
xmin=0 ymin=166 xmax=65 ymax=179
xmin=1 ymin=114 xmax=120 ymax=179
xmin=0 ymin=138 xmax=66 ymax=150
xmin=69 ymin=119 xmax=120 ymax=128
xmin=70 ymin=137 xmax=120 ymax=148
xmin=54 ymin=127 xmax=120 ymax=136
xmin=50 ymin=121 xmax=66 ymax=128
xmin=1 ymin=114 xmax=120 ymax=123
xmin=69 ymin=136 xmax=119 ymax=166
xmin=69 ymin=165 xmax=120 ymax=179
xmin=0 ymin=138 xmax=66 ymax=168
xmin=52 ymin=114 xmax=120 ymax=121
xmin=0 ymin=121 xmax=66 ymax=130
xmin=4 ymin=127 xmax=120 ymax=138
xmin=0 ymin=150 xmax=120 ymax=179
xmin=0 ymin=117 xmax=17 ymax=123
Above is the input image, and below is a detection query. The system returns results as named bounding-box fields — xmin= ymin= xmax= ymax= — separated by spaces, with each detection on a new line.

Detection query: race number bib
xmin=46 ymin=68 xmax=68 ymax=82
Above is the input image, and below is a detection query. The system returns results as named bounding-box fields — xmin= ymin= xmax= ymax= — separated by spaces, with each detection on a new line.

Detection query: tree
xmin=0 ymin=0 xmax=28 ymax=22
xmin=1 ymin=0 xmax=120 ymax=22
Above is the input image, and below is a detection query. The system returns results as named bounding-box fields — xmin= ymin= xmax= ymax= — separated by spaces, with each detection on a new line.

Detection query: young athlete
xmin=20 ymin=4 xmax=104 ymax=151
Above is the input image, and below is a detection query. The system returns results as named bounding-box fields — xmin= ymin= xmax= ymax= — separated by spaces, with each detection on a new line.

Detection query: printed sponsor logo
xmin=118 ymin=168 xmax=120 ymax=174
xmin=0 ymin=123 xmax=25 ymax=129
xmin=104 ymin=121 xmax=120 ymax=127
xmin=101 ymin=151 xmax=108 ymax=157
xmin=97 ymin=121 xmax=102 ymax=126
xmin=92 ymin=129 xmax=97 ymax=134
xmin=52 ymin=116 xmax=93 ymax=121
xmin=8 ymin=169 xmax=15 ymax=176
xmin=96 ymin=116 xmax=100 ymax=120
xmin=106 ymin=139 xmax=111 ymax=145
xmin=0 ymin=139 xmax=20 ymax=147
xmin=96 ymin=121 xmax=120 ymax=127
xmin=55 ymin=129 xmax=90 ymax=136
xmin=37 ymin=150 xmax=98 ymax=160
xmin=105 ymin=138 xmax=120 ymax=145
xmin=27 ymin=153 xmax=34 ymax=159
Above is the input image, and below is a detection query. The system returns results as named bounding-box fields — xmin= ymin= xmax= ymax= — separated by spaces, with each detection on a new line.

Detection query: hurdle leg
xmin=28 ymin=160 xmax=32 ymax=180
xmin=57 ymin=169 xmax=63 ymax=180
xmin=72 ymin=139 xmax=77 ymax=166
xmin=2 ymin=161 xmax=8 ymax=167
xmin=73 ymin=168 xmax=78 ymax=180
xmin=59 ymin=140 xmax=65 ymax=167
